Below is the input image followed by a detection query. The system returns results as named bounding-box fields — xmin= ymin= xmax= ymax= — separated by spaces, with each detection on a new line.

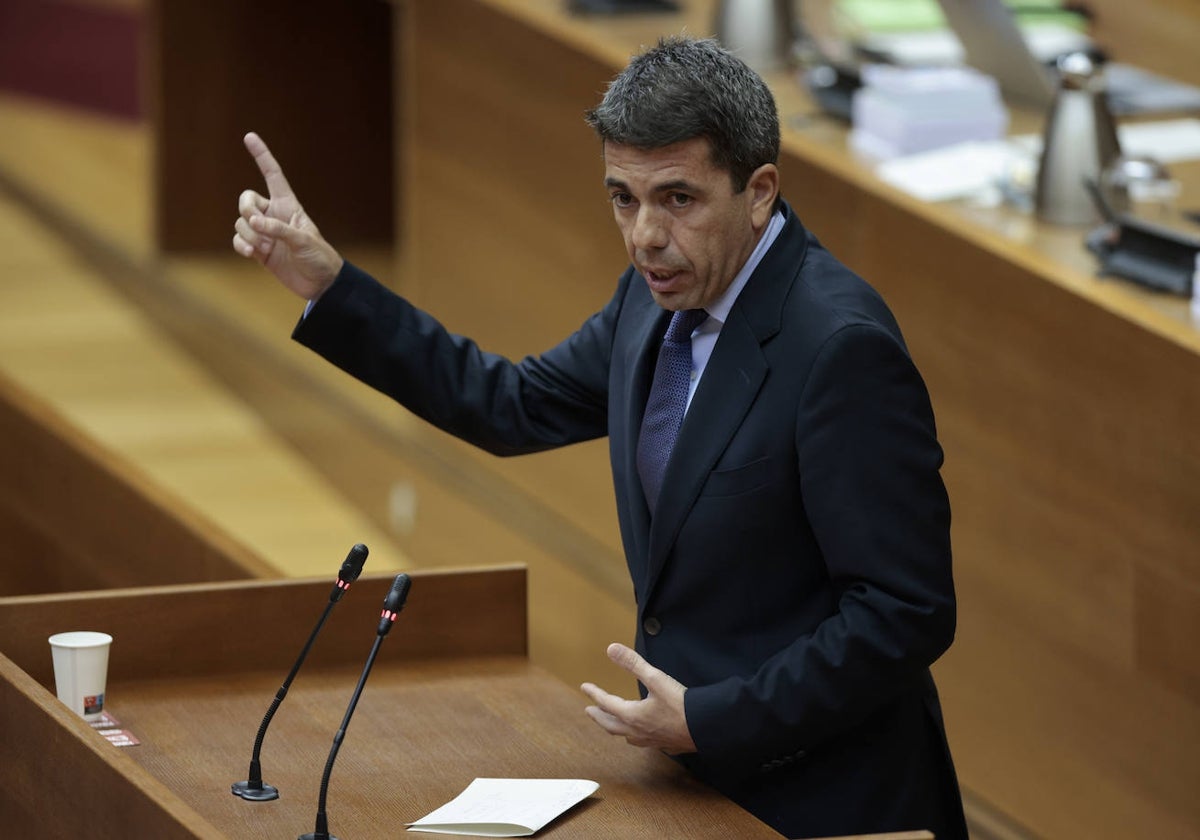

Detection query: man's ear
xmin=747 ymin=163 xmax=780 ymax=228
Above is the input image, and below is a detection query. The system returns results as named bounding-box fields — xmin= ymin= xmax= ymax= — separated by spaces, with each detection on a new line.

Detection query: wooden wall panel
xmin=1136 ymin=565 xmax=1200 ymax=705
xmin=0 ymin=569 xmax=528 ymax=686
xmin=398 ymin=0 xmax=630 ymax=570
xmin=149 ymin=0 xmax=393 ymax=252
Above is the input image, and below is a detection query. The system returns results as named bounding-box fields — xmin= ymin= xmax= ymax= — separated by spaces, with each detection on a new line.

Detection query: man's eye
xmin=610 ymin=193 xmax=635 ymax=208
xmin=668 ymin=193 xmax=692 ymax=207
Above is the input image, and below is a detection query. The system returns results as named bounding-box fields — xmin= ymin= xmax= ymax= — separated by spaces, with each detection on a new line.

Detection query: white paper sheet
xmin=874 ymin=140 xmax=1014 ymax=202
xmin=875 ymin=119 xmax=1200 ymax=204
xmin=406 ymin=778 xmax=599 ymax=837
xmin=1115 ymin=119 xmax=1200 ymax=164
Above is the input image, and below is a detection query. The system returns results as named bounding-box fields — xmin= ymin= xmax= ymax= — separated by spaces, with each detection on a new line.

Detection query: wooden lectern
xmin=0 ymin=567 xmax=783 ymax=838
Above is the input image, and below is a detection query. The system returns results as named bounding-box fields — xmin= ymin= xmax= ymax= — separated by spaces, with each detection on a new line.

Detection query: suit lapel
xmin=640 ymin=204 xmax=809 ymax=601
xmin=618 ymin=292 xmax=671 ymax=588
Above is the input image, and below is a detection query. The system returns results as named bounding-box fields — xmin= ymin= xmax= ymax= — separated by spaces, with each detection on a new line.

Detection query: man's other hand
xmin=581 ymin=642 xmax=696 ymax=755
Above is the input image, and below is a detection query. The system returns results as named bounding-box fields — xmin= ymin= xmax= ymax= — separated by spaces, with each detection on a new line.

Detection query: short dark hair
xmin=584 ymin=36 xmax=780 ymax=193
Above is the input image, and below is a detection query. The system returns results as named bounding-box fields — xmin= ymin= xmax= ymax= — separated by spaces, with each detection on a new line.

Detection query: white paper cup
xmin=48 ymin=631 xmax=112 ymax=720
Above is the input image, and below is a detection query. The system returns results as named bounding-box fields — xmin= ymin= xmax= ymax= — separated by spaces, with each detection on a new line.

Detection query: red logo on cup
xmin=84 ymin=693 xmax=105 ymax=714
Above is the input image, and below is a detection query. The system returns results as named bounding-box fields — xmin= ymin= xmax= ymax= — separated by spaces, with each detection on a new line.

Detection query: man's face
xmin=603 ymin=137 xmax=777 ymax=311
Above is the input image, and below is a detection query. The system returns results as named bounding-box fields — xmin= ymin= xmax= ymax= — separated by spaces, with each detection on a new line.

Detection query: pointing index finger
xmin=243 ymin=131 xmax=294 ymax=200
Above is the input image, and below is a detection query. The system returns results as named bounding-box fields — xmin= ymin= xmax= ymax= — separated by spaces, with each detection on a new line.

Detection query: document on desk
xmin=1011 ymin=118 xmax=1200 ymax=164
xmin=874 ymin=119 xmax=1200 ymax=204
xmin=406 ymin=778 xmax=599 ymax=837
xmin=875 ymin=140 xmax=1014 ymax=202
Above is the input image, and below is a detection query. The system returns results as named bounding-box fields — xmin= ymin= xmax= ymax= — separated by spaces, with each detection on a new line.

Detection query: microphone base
xmin=231 ymin=780 xmax=280 ymax=801
xmin=298 ymin=834 xmax=339 ymax=840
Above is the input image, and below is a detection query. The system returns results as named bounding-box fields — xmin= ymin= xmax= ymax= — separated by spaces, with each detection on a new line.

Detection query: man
xmin=233 ymin=36 xmax=967 ymax=839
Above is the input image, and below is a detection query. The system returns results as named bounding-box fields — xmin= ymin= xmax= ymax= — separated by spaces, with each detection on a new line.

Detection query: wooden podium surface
xmin=0 ymin=567 xmax=783 ymax=839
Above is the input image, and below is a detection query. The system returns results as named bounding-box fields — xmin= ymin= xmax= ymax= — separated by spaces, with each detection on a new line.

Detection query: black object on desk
xmin=804 ymin=63 xmax=862 ymax=122
xmin=1085 ymin=211 xmax=1198 ymax=298
xmin=567 ymin=0 xmax=679 ymax=13
xmin=1087 ymin=219 xmax=1197 ymax=296
xmin=1085 ymin=178 xmax=1198 ymax=296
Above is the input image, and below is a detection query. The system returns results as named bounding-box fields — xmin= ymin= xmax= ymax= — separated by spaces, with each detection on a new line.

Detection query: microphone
xmin=332 ymin=543 xmax=370 ymax=601
xmin=377 ymin=571 xmax=412 ymax=636
xmin=300 ymin=573 xmax=412 ymax=840
xmin=231 ymin=543 xmax=369 ymax=802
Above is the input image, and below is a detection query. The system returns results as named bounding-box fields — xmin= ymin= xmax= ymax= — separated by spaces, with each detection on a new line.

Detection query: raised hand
xmin=581 ymin=642 xmax=696 ymax=755
xmin=232 ymin=132 xmax=343 ymax=301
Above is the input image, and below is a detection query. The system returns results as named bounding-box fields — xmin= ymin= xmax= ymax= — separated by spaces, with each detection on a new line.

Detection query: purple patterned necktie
xmin=637 ymin=308 xmax=707 ymax=513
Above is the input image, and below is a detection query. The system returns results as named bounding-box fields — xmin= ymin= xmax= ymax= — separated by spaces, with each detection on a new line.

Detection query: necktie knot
xmin=664 ymin=308 xmax=707 ymax=343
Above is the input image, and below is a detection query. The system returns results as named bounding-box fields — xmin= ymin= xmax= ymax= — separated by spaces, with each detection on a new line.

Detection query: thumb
xmin=608 ymin=643 xmax=657 ymax=685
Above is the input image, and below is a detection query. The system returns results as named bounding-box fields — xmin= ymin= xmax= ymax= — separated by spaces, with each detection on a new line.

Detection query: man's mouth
xmin=644 ymin=268 xmax=683 ymax=285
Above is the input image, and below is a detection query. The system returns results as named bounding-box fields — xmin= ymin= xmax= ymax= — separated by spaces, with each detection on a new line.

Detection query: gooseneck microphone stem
xmin=300 ymin=573 xmax=411 ymax=840
xmin=232 ymin=543 xmax=369 ymax=802
xmin=306 ymin=636 xmax=384 ymax=840
xmin=239 ymin=601 xmax=335 ymax=797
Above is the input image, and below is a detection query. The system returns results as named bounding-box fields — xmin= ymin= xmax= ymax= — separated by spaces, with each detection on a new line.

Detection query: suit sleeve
xmin=683 ymin=322 xmax=955 ymax=769
xmin=292 ymin=261 xmax=621 ymax=454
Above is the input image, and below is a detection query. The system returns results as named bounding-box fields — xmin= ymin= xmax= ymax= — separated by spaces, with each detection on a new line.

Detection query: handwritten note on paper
xmin=406 ymin=778 xmax=600 ymax=837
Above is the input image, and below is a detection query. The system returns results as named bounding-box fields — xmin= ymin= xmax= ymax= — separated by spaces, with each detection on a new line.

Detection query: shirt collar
xmin=703 ymin=209 xmax=786 ymax=326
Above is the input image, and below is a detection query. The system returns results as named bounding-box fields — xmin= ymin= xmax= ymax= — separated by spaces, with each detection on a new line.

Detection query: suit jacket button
xmin=643 ymin=617 xmax=662 ymax=636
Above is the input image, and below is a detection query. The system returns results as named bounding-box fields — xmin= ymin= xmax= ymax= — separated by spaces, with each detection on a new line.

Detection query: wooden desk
xmin=395 ymin=2 xmax=1200 ymax=838
xmin=0 ymin=567 xmax=783 ymax=838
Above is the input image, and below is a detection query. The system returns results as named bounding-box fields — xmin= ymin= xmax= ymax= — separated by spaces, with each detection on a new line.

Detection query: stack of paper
xmin=850 ymin=64 xmax=1009 ymax=160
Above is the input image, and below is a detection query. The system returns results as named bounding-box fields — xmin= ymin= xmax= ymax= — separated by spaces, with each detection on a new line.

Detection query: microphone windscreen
xmin=339 ymin=543 xmax=369 ymax=584
xmin=383 ymin=573 xmax=412 ymax=613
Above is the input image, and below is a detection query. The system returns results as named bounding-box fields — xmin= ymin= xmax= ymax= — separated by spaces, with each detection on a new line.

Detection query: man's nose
xmin=630 ymin=206 xmax=668 ymax=251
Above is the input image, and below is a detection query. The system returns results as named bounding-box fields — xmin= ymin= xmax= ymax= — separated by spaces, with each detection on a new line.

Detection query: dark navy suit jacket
xmin=293 ymin=203 xmax=968 ymax=839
